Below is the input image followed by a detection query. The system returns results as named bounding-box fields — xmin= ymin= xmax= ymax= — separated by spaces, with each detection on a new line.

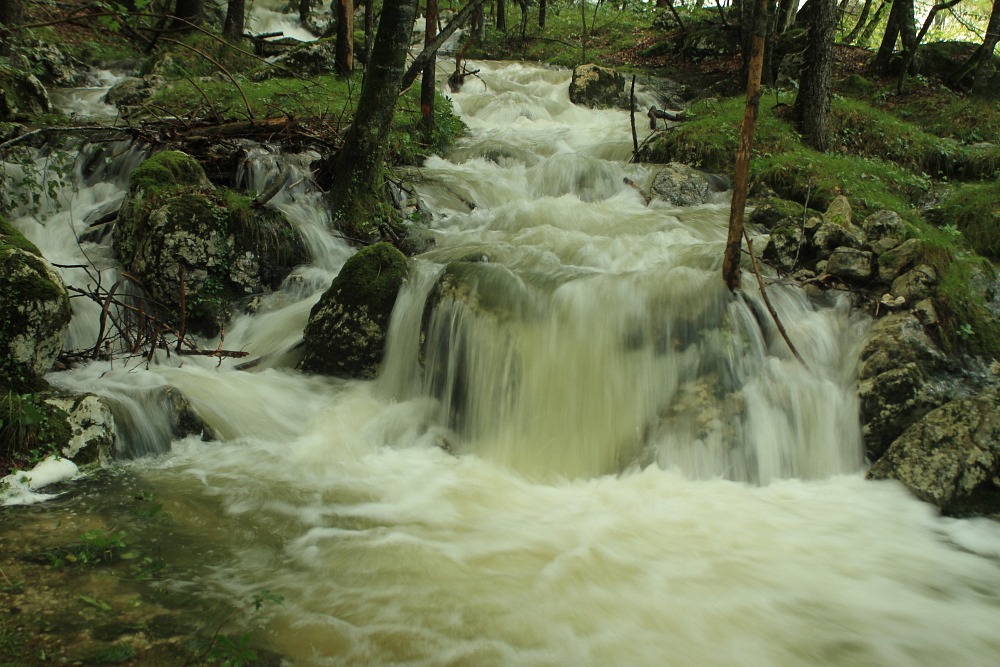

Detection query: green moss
xmin=332 ymin=242 xmax=408 ymax=311
xmin=128 ymin=151 xmax=209 ymax=194
xmin=0 ymin=215 xmax=42 ymax=256
xmin=934 ymin=179 xmax=1000 ymax=259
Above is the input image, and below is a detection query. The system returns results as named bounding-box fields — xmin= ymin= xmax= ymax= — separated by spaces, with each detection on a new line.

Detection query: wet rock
xmin=877 ymin=238 xmax=921 ymax=283
xmin=250 ymin=39 xmax=339 ymax=81
xmin=823 ymin=195 xmax=863 ymax=238
xmin=860 ymin=312 xmax=949 ymax=381
xmin=891 ymin=264 xmax=937 ymax=302
xmin=115 ymin=151 xmax=306 ymax=336
xmin=0 ymin=70 xmax=51 ymax=121
xmin=569 ymin=64 xmax=626 ymax=109
xmin=761 ymin=225 xmax=804 ymax=272
xmin=650 ymin=162 xmax=729 ymax=207
xmin=43 ymin=394 xmax=115 ymax=464
xmin=298 ymin=243 xmax=408 ymax=379
xmin=867 ymin=385 xmax=1000 ymax=510
xmin=859 ymin=363 xmax=940 ymax=461
xmin=825 ymin=247 xmax=873 ymax=281
xmin=0 ymin=216 xmax=72 ymax=386
xmin=21 ymin=39 xmax=86 ymax=87
xmin=812 ymin=220 xmax=866 ymax=259
xmin=103 ymin=75 xmax=164 ymax=111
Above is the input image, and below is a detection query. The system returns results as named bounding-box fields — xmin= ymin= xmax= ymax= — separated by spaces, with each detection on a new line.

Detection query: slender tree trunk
xmin=857 ymin=0 xmax=886 ymax=45
xmin=723 ymin=0 xmax=769 ymax=292
xmin=364 ymin=0 xmax=377 ymax=66
xmin=330 ymin=0 xmax=419 ymax=234
xmin=422 ymin=0 xmax=439 ymax=125
xmin=972 ymin=0 xmax=1000 ymax=96
xmin=538 ymin=0 xmax=546 ymax=27
xmin=0 ymin=0 xmax=23 ymax=56
xmin=497 ymin=0 xmax=506 ymax=31
xmin=873 ymin=0 xmax=915 ymax=74
xmin=896 ymin=0 xmax=964 ymax=93
xmin=401 ymin=0 xmax=486 ymax=90
xmin=796 ymin=0 xmax=836 ymax=151
xmin=336 ymin=0 xmax=355 ymax=76
xmin=301 ymin=0 xmax=311 ymax=24
xmin=223 ymin=0 xmax=245 ymax=39
xmin=517 ymin=0 xmax=528 ymax=39
xmin=842 ymin=0 xmax=873 ymax=43
xmin=777 ymin=0 xmax=797 ymax=31
xmin=170 ymin=0 xmax=203 ymax=30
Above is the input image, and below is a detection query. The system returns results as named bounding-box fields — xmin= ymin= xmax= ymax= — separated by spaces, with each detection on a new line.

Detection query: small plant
xmin=958 ymin=323 xmax=975 ymax=340
xmin=185 ymin=590 xmax=283 ymax=667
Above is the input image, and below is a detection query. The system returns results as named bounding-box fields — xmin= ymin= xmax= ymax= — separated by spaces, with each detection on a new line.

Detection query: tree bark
xmin=857 ymin=0 xmax=886 ymax=45
xmin=497 ymin=0 xmax=507 ymax=32
xmin=363 ymin=0 xmax=376 ymax=66
xmin=972 ymin=0 xmax=1000 ymax=96
xmin=538 ymin=0 xmax=546 ymax=27
xmin=421 ymin=0 xmax=439 ymax=125
xmin=896 ymin=0 xmax=964 ymax=93
xmin=329 ymin=0 xmax=419 ymax=234
xmin=336 ymin=0 xmax=355 ymax=76
xmin=873 ymin=0 xmax=916 ymax=74
xmin=223 ymin=0 xmax=245 ymax=39
xmin=796 ymin=0 xmax=836 ymax=151
xmin=723 ymin=0 xmax=769 ymax=293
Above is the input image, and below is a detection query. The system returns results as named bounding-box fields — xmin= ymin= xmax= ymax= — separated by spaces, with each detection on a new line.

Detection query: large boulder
xmin=0 ymin=68 xmax=51 ymax=121
xmin=650 ymin=162 xmax=730 ymax=207
xmin=569 ymin=64 xmax=626 ymax=109
xmin=250 ymin=39 xmax=339 ymax=80
xmin=114 ymin=151 xmax=307 ymax=336
xmin=868 ymin=385 xmax=1000 ymax=510
xmin=0 ymin=217 xmax=71 ymax=388
xmin=298 ymin=243 xmax=408 ymax=379
xmin=103 ymin=75 xmax=165 ymax=113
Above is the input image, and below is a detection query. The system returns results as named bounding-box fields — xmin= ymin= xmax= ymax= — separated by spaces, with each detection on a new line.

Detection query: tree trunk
xmin=517 ymin=0 xmax=528 ymax=39
xmin=972 ymin=0 xmax=1000 ymax=96
xmin=723 ymin=0 xmax=770 ymax=293
xmin=538 ymin=0 xmax=546 ymax=27
xmin=336 ymin=0 xmax=355 ymax=75
xmin=873 ymin=0 xmax=916 ymax=74
xmin=170 ymin=0 xmax=203 ymax=30
xmin=329 ymin=0 xmax=419 ymax=235
xmin=223 ymin=0 xmax=245 ymax=39
xmin=896 ymin=0 xmax=964 ymax=93
xmin=301 ymin=0 xmax=311 ymax=25
xmin=401 ymin=0 xmax=486 ymax=91
xmin=497 ymin=0 xmax=506 ymax=32
xmin=842 ymin=0 xmax=873 ymax=43
xmin=363 ymin=0 xmax=377 ymax=66
xmin=857 ymin=0 xmax=886 ymax=45
xmin=795 ymin=0 xmax=836 ymax=152
xmin=777 ymin=0 xmax=797 ymax=32
xmin=422 ymin=0 xmax=439 ymax=125
xmin=0 ymin=0 xmax=22 ymax=56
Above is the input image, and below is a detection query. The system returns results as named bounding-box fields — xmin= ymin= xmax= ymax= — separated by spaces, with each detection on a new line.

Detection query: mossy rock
xmin=0 ymin=67 xmax=51 ymax=122
xmin=0 ymin=216 xmax=71 ymax=389
xmin=115 ymin=152 xmax=306 ymax=336
xmin=297 ymin=243 xmax=409 ymax=379
xmin=568 ymin=64 xmax=626 ymax=110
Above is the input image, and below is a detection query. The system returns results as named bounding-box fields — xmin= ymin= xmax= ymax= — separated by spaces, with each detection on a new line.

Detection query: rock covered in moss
xmin=0 ymin=68 xmax=51 ymax=121
xmin=103 ymin=75 xmax=165 ymax=114
xmin=650 ymin=162 xmax=730 ymax=207
xmin=115 ymin=151 xmax=306 ymax=336
xmin=826 ymin=247 xmax=874 ymax=281
xmin=569 ymin=64 xmax=625 ymax=109
xmin=0 ymin=217 xmax=71 ymax=387
xmin=867 ymin=385 xmax=1000 ymax=510
xmin=43 ymin=393 xmax=115 ymax=463
xmin=250 ymin=39 xmax=338 ymax=81
xmin=298 ymin=243 xmax=408 ymax=379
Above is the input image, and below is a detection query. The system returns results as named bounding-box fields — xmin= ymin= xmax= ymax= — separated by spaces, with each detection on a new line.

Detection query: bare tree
xmin=796 ymin=0 xmax=836 ymax=151
xmin=223 ymin=0 xmax=245 ymax=39
xmin=336 ymin=0 xmax=355 ymax=75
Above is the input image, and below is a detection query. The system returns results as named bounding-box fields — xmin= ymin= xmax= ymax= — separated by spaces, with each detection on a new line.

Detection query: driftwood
xmin=647 ymin=106 xmax=685 ymax=130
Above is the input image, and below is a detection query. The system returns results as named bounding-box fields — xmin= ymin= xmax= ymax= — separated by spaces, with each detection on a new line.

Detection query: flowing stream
xmin=8 ymin=57 xmax=1000 ymax=665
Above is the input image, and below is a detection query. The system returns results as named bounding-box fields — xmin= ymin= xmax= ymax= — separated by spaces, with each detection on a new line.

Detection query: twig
xmin=630 ymin=75 xmax=638 ymax=157
xmin=744 ymin=234 xmax=806 ymax=367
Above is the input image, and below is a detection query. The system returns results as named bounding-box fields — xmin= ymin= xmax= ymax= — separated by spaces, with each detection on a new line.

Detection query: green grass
xmin=932 ymin=178 xmax=1000 ymax=259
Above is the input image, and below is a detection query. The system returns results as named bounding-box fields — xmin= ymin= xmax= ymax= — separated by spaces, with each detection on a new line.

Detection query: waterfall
xmin=7 ymin=60 xmax=1000 ymax=665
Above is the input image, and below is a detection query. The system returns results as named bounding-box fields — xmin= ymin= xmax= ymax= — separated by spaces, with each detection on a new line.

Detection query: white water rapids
xmin=7 ymin=60 xmax=1000 ymax=665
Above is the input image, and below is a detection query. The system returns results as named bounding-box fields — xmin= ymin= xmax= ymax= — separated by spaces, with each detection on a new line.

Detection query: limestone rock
xmin=114 ymin=151 xmax=306 ymax=336
xmin=251 ymin=39 xmax=339 ymax=81
xmin=650 ymin=162 xmax=729 ymax=207
xmin=859 ymin=363 xmax=940 ymax=460
xmin=825 ymin=247 xmax=873 ymax=281
xmin=862 ymin=209 xmax=908 ymax=245
xmin=859 ymin=312 xmax=948 ymax=381
xmin=569 ymin=64 xmax=626 ymax=109
xmin=298 ymin=243 xmax=408 ymax=379
xmin=867 ymin=386 xmax=1000 ymax=510
xmin=823 ymin=195 xmax=864 ymax=238
xmin=0 ymin=217 xmax=71 ymax=385
xmin=812 ymin=220 xmax=866 ymax=259
xmin=44 ymin=394 xmax=115 ymax=463
xmin=891 ymin=264 xmax=937 ymax=302
xmin=761 ymin=225 xmax=804 ymax=272
xmin=104 ymin=75 xmax=164 ymax=111
xmin=877 ymin=238 xmax=921 ymax=283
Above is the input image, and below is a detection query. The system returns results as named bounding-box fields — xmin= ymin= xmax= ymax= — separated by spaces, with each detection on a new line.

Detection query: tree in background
xmin=971 ymin=0 xmax=1000 ymax=96
xmin=0 ymin=0 xmax=22 ymax=56
xmin=170 ymin=0 xmax=204 ymax=30
xmin=421 ymin=0 xmax=438 ymax=126
xmin=796 ymin=0 xmax=836 ymax=151
xmin=223 ymin=0 xmax=245 ymax=39
xmin=336 ymin=0 xmax=355 ymax=75
xmin=329 ymin=0 xmax=419 ymax=236
xmin=873 ymin=0 xmax=916 ymax=73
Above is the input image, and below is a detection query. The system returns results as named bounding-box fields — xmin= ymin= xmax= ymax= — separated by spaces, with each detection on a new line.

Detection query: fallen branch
xmin=744 ymin=233 xmax=806 ymax=367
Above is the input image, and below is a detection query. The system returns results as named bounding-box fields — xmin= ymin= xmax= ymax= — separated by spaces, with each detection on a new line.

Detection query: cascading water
xmin=8 ymin=60 xmax=1000 ymax=665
